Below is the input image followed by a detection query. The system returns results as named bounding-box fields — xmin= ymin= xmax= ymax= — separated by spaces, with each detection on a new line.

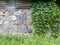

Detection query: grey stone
xmin=9 ymin=15 xmax=17 ymax=21
xmin=16 ymin=15 xmax=21 ymax=20
xmin=14 ymin=10 xmax=22 ymax=15
xmin=4 ymin=21 xmax=12 ymax=29
xmin=16 ymin=25 xmax=27 ymax=33
xmin=27 ymin=29 xmax=32 ymax=33
xmin=21 ymin=15 xmax=27 ymax=20
xmin=0 ymin=11 xmax=3 ymax=15
xmin=25 ymin=20 xmax=32 ymax=25
xmin=45 ymin=30 xmax=52 ymax=37
xmin=16 ymin=15 xmax=27 ymax=20
xmin=0 ymin=24 xmax=4 ymax=30
xmin=25 ymin=25 xmax=32 ymax=33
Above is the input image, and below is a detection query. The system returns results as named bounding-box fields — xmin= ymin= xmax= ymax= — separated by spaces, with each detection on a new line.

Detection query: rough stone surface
xmin=0 ymin=9 xmax=32 ymax=34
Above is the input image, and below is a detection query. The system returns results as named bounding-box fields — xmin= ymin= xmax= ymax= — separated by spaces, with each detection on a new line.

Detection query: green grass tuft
xmin=0 ymin=34 xmax=60 ymax=45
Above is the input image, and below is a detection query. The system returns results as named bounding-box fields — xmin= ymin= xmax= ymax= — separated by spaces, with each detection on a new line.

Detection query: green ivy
xmin=32 ymin=2 xmax=60 ymax=37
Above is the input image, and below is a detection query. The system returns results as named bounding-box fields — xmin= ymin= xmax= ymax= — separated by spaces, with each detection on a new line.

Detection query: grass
xmin=0 ymin=34 xmax=60 ymax=45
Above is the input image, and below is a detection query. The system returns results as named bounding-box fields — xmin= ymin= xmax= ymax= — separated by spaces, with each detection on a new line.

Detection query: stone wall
xmin=0 ymin=9 xmax=32 ymax=34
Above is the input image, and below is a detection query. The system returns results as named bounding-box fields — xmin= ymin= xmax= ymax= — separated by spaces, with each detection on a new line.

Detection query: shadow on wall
xmin=56 ymin=0 xmax=60 ymax=7
xmin=32 ymin=0 xmax=52 ymax=2
xmin=2 ymin=0 xmax=32 ymax=3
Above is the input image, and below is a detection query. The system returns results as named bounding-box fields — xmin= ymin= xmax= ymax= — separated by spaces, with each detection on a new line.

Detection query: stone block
xmin=14 ymin=9 xmax=22 ymax=15
xmin=16 ymin=15 xmax=21 ymax=20
xmin=24 ymin=25 xmax=32 ymax=33
xmin=3 ymin=28 xmax=10 ymax=34
xmin=25 ymin=20 xmax=32 ymax=25
xmin=21 ymin=15 xmax=27 ymax=20
xmin=16 ymin=25 xmax=27 ymax=33
xmin=4 ymin=10 xmax=10 ymax=16
xmin=9 ymin=15 xmax=17 ymax=20
xmin=0 ymin=24 xmax=4 ymax=30
xmin=0 ymin=20 xmax=3 ymax=24
xmin=0 ymin=11 xmax=3 ymax=15
xmin=4 ymin=21 xmax=11 ymax=28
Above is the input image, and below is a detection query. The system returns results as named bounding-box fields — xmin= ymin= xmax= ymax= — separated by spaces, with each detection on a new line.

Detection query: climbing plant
xmin=32 ymin=2 xmax=60 ymax=37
